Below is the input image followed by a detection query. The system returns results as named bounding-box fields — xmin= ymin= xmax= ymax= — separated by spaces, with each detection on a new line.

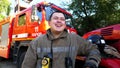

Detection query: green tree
xmin=67 ymin=0 xmax=120 ymax=35
xmin=0 ymin=0 xmax=10 ymax=21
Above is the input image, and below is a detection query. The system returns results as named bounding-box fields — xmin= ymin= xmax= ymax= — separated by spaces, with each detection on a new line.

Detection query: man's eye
xmin=61 ymin=18 xmax=65 ymax=21
xmin=53 ymin=17 xmax=58 ymax=20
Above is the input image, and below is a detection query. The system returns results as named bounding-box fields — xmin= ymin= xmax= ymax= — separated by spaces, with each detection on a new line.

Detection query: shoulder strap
xmin=65 ymin=33 xmax=73 ymax=68
xmin=67 ymin=33 xmax=71 ymax=57
xmin=67 ymin=33 xmax=75 ymax=57
xmin=37 ymin=35 xmax=46 ymax=59
xmin=36 ymin=35 xmax=46 ymax=68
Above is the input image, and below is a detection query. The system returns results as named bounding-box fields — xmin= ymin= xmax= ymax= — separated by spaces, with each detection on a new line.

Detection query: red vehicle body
xmin=0 ymin=1 xmax=77 ymax=68
xmin=82 ymin=24 xmax=120 ymax=68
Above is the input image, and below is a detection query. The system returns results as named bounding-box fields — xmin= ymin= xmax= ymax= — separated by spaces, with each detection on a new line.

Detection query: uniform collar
xmin=46 ymin=29 xmax=68 ymax=40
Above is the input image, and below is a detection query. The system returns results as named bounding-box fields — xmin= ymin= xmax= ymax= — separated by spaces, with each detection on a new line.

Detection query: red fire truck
xmin=82 ymin=24 xmax=120 ymax=68
xmin=0 ymin=1 xmax=77 ymax=68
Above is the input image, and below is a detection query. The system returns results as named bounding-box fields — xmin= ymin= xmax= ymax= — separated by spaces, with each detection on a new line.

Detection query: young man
xmin=22 ymin=11 xmax=101 ymax=68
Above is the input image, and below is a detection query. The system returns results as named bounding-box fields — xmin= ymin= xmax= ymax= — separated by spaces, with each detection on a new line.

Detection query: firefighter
xmin=22 ymin=11 xmax=101 ymax=68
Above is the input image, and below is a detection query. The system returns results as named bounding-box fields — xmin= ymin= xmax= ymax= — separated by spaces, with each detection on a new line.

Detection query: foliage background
xmin=67 ymin=0 xmax=120 ymax=35
xmin=0 ymin=0 xmax=10 ymax=21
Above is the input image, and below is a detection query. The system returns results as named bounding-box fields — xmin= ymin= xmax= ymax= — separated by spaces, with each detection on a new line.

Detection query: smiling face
xmin=49 ymin=12 xmax=66 ymax=34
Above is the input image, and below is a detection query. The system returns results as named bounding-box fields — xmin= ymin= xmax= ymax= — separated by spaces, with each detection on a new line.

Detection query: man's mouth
xmin=55 ymin=24 xmax=62 ymax=28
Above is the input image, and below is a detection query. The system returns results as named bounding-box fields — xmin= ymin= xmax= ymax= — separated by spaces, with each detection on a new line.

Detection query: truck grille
xmin=101 ymin=27 xmax=113 ymax=36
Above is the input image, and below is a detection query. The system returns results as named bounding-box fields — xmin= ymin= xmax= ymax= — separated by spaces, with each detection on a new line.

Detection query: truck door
xmin=13 ymin=13 xmax=27 ymax=39
xmin=27 ymin=5 xmax=50 ymax=38
xmin=27 ymin=5 xmax=42 ymax=38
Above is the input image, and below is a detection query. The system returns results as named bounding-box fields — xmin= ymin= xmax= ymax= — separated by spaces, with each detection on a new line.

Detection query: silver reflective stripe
xmin=53 ymin=47 xmax=69 ymax=52
xmin=37 ymin=48 xmax=41 ymax=53
xmin=37 ymin=46 xmax=76 ymax=53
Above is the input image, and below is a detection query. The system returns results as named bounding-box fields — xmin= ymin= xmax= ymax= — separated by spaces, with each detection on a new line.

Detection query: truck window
xmin=36 ymin=10 xmax=42 ymax=22
xmin=31 ymin=5 xmax=42 ymax=23
xmin=45 ymin=6 xmax=55 ymax=21
xmin=18 ymin=14 xmax=26 ymax=26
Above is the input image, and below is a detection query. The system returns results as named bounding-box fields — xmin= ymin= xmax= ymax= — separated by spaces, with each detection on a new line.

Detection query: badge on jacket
xmin=42 ymin=57 xmax=50 ymax=68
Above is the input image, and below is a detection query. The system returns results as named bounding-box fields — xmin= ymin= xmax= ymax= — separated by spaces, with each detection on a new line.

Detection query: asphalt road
xmin=0 ymin=59 xmax=16 ymax=68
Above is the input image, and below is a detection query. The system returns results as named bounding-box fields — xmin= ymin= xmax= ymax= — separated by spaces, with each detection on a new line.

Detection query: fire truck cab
xmin=0 ymin=1 xmax=77 ymax=68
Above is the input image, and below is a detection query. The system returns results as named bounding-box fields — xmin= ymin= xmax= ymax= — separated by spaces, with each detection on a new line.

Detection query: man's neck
xmin=51 ymin=30 xmax=63 ymax=38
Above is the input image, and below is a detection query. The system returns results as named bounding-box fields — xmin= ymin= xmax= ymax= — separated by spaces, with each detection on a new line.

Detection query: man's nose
xmin=56 ymin=19 xmax=62 ymax=23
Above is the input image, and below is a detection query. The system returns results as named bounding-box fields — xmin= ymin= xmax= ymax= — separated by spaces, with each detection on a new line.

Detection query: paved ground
xmin=0 ymin=59 xmax=83 ymax=68
xmin=0 ymin=59 xmax=16 ymax=68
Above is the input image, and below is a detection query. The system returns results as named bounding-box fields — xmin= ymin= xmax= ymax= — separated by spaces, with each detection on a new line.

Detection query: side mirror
xmin=31 ymin=5 xmax=39 ymax=21
xmin=66 ymin=19 xmax=73 ymax=28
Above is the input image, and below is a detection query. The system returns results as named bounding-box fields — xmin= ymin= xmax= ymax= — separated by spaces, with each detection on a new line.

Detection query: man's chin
xmin=55 ymin=29 xmax=64 ymax=32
